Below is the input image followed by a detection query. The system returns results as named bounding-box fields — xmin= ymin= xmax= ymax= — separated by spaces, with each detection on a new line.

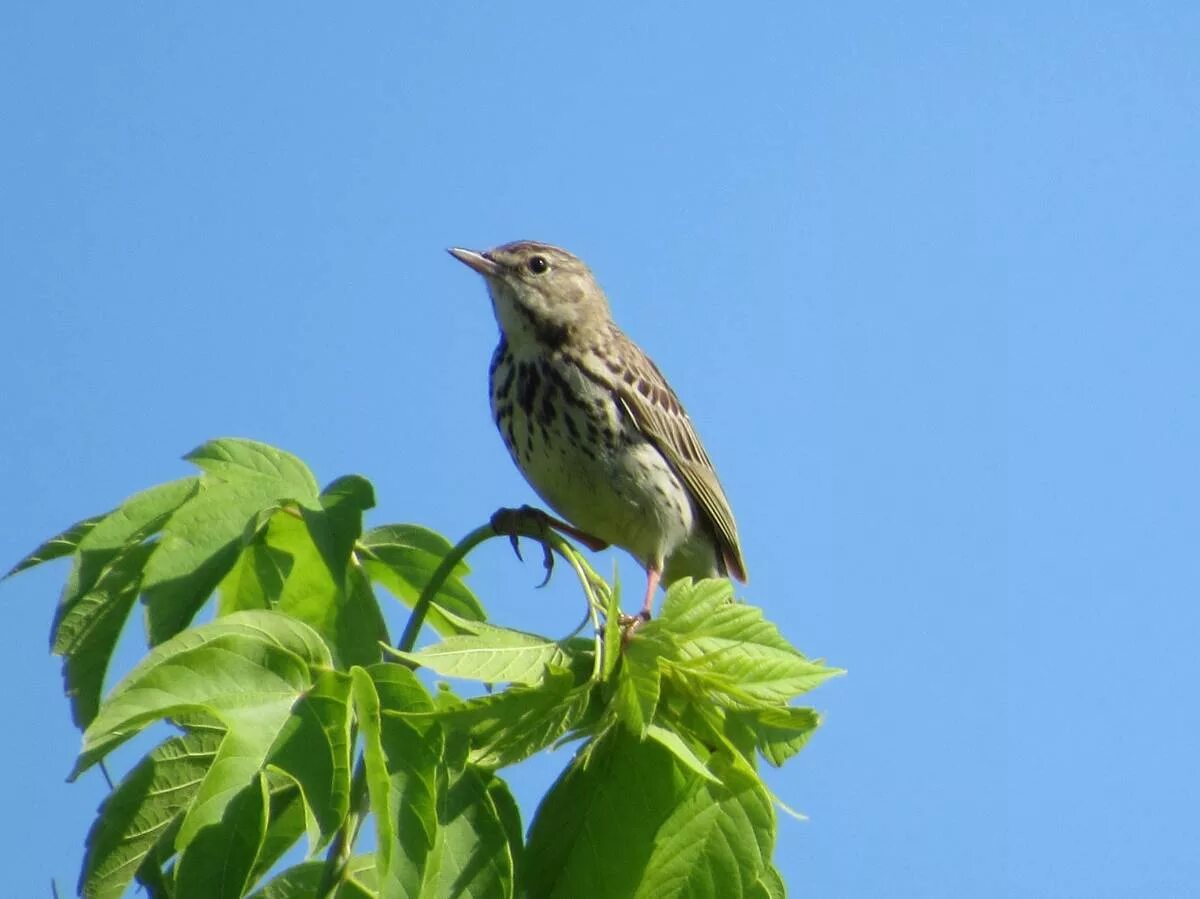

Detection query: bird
xmin=448 ymin=240 xmax=747 ymax=620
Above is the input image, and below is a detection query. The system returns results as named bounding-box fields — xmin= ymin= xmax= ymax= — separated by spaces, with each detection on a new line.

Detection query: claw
xmin=508 ymin=531 xmax=523 ymax=562
xmin=536 ymin=542 xmax=555 ymax=588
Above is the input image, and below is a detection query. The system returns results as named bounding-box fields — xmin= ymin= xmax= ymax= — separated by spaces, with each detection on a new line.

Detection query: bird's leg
xmin=489 ymin=505 xmax=609 ymax=588
xmin=619 ymin=565 xmax=661 ymax=635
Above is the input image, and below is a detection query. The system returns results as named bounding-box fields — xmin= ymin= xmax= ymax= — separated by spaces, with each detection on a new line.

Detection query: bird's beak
xmin=448 ymin=247 xmax=501 ymax=277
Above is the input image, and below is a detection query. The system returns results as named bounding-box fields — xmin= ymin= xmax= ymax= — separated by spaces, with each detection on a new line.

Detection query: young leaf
xmin=655 ymin=579 xmax=842 ymax=706
xmin=79 ymin=729 xmax=222 ymax=899
xmin=430 ymin=668 xmax=591 ymax=768
xmin=385 ymin=628 xmax=571 ymax=686
xmin=612 ymin=631 xmax=671 ymax=737
xmin=644 ymin=724 xmax=720 ymax=785
xmin=736 ymin=706 xmax=821 ymax=768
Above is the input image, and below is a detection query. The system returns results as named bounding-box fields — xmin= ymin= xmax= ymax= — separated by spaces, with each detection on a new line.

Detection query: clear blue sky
xmin=3 ymin=4 xmax=1198 ymax=897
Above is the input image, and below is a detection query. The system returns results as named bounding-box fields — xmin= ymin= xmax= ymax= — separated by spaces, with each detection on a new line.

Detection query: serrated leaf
xmin=385 ymin=629 xmax=570 ymax=685
xmin=632 ymin=754 xmax=776 ymax=899
xmin=644 ymin=724 xmax=720 ymax=785
xmin=175 ymin=772 xmax=269 ymax=899
xmin=53 ymin=544 xmax=148 ymax=728
xmin=602 ymin=578 xmax=622 ymax=680
xmin=185 ymin=438 xmax=319 ymax=504
xmin=79 ymin=729 xmax=222 ymax=899
xmin=264 ymin=669 xmax=353 ymax=851
xmin=654 ymin=579 xmax=841 ymax=706
xmin=613 ymin=632 xmax=668 ymax=736
xmin=737 ymin=707 xmax=820 ymax=768
xmin=430 ymin=669 xmax=591 ymax=768
xmin=523 ymin=728 xmax=687 ymax=899
xmin=6 ymin=513 xmax=104 ymax=579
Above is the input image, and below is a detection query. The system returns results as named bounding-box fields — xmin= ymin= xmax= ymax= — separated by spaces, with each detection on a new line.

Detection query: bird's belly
xmin=494 ymin=376 xmax=695 ymax=567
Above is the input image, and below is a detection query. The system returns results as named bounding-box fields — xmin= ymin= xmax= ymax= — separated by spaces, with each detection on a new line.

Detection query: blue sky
xmin=3 ymin=3 xmax=1198 ymax=896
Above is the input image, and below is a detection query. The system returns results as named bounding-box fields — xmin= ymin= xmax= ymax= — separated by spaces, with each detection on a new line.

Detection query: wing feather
xmin=590 ymin=330 xmax=748 ymax=582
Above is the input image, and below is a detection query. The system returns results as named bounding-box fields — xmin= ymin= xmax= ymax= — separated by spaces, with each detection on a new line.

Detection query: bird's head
xmin=449 ymin=241 xmax=612 ymax=348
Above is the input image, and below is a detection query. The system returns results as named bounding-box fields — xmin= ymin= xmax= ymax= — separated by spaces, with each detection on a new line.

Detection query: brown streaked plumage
xmin=449 ymin=240 xmax=746 ymax=618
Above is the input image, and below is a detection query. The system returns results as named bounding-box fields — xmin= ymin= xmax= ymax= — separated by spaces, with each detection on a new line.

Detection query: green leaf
xmin=311 ymin=474 xmax=375 ymax=579
xmin=431 ymin=669 xmax=591 ymax=768
xmin=612 ymin=631 xmax=669 ymax=736
xmin=385 ymin=627 xmax=571 ymax=686
xmin=429 ymin=765 xmax=514 ymax=899
xmin=644 ymin=724 xmax=720 ymax=785
xmin=184 ymin=438 xmax=319 ymax=504
xmin=142 ymin=480 xmax=298 ymax=644
xmin=523 ymin=728 xmax=688 ymax=899
xmin=246 ymin=780 xmax=307 ymax=891
xmin=484 ymin=774 xmax=524 ymax=893
xmin=602 ymin=577 xmax=622 ymax=680
xmin=61 ymin=478 xmax=200 ymax=606
xmin=174 ymin=772 xmax=269 ymax=899
xmin=53 ymin=543 xmax=152 ymax=728
xmin=632 ymin=754 xmax=776 ymax=899
xmin=79 ymin=729 xmax=222 ymax=899
xmin=264 ymin=669 xmax=353 ymax=850
xmin=754 ymin=865 xmax=787 ymax=899
xmin=247 ymin=856 xmax=377 ymax=899
xmin=5 ymin=513 xmax=104 ymax=579
xmin=352 ymin=665 xmax=440 ymax=899
xmin=653 ymin=579 xmax=841 ymax=706
xmin=525 ymin=730 xmax=775 ymax=899
xmin=219 ymin=541 xmax=292 ymax=614
xmin=75 ymin=611 xmax=330 ymax=870
xmin=360 ymin=524 xmax=485 ymax=635
xmin=262 ymin=508 xmax=387 ymax=667
xmin=737 ymin=707 xmax=821 ymax=768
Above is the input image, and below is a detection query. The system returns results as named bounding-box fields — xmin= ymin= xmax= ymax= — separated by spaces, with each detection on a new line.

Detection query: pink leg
xmin=639 ymin=566 xmax=662 ymax=620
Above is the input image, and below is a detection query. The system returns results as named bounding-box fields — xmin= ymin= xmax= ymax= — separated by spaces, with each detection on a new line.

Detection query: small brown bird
xmin=449 ymin=241 xmax=747 ymax=618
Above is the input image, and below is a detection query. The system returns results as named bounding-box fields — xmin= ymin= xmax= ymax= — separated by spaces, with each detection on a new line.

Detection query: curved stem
xmin=396 ymin=522 xmax=496 ymax=652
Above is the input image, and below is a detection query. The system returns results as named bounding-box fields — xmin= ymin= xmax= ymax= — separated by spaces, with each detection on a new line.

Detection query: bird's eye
xmin=527 ymin=255 xmax=549 ymax=275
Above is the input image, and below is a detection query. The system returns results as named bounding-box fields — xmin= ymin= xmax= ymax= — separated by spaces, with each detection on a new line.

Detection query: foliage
xmin=6 ymin=438 xmax=840 ymax=899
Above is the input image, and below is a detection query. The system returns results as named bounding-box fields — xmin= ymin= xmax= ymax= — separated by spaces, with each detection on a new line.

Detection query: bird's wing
xmin=582 ymin=329 xmax=748 ymax=582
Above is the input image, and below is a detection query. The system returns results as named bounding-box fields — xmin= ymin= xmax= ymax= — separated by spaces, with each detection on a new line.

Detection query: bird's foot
xmin=618 ymin=609 xmax=652 ymax=642
xmin=489 ymin=505 xmax=609 ymax=588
